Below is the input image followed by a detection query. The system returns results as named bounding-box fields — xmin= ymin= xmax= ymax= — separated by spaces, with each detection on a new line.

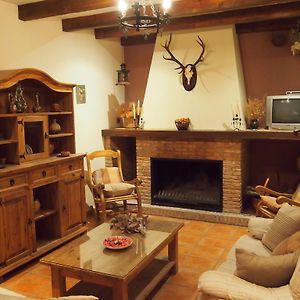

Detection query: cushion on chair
xmin=292 ymin=183 xmax=300 ymax=203
xmin=235 ymin=248 xmax=300 ymax=287
xmin=260 ymin=196 xmax=281 ymax=213
xmin=262 ymin=203 xmax=300 ymax=251
xmin=272 ymin=231 xmax=300 ymax=255
xmin=103 ymin=182 xmax=135 ymax=197
xmin=93 ymin=167 xmax=122 ymax=185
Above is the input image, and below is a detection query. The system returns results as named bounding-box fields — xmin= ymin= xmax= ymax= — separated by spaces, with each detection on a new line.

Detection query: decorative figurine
xmin=32 ymin=92 xmax=42 ymax=112
xmin=8 ymin=93 xmax=17 ymax=113
xmin=14 ymin=84 xmax=27 ymax=113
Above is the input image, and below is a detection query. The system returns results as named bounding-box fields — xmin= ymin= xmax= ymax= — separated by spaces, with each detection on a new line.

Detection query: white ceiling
xmin=2 ymin=0 xmax=40 ymax=4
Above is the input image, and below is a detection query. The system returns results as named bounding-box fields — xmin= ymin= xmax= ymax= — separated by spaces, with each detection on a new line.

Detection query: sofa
xmin=196 ymin=203 xmax=300 ymax=300
xmin=0 ymin=287 xmax=98 ymax=300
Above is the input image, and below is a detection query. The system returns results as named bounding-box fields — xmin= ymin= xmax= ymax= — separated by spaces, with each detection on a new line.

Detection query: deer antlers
xmin=161 ymin=33 xmax=206 ymax=91
xmin=162 ymin=34 xmax=185 ymax=73
xmin=162 ymin=34 xmax=205 ymax=72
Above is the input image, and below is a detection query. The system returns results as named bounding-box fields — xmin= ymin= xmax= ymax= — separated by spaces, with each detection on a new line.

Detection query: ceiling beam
xmin=18 ymin=0 xmax=116 ymax=21
xmin=94 ymin=2 xmax=300 ymax=39
xmin=62 ymin=0 xmax=300 ymax=33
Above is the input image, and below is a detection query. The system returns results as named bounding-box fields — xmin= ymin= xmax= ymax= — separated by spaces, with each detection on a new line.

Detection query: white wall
xmin=143 ymin=26 xmax=247 ymax=130
xmin=0 ymin=0 xmax=124 ymax=204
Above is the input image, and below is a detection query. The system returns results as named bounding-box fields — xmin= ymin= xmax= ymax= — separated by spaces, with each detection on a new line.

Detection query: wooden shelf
xmin=0 ymin=139 xmax=18 ymax=145
xmin=0 ymin=112 xmax=73 ymax=117
xmin=49 ymin=133 xmax=73 ymax=138
xmin=34 ymin=208 xmax=57 ymax=221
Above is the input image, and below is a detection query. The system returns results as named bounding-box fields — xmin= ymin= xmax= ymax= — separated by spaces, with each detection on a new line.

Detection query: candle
xmin=137 ymin=100 xmax=140 ymax=116
xmin=132 ymin=103 xmax=136 ymax=119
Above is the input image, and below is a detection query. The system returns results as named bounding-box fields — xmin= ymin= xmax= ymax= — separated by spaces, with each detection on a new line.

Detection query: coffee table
xmin=40 ymin=217 xmax=183 ymax=300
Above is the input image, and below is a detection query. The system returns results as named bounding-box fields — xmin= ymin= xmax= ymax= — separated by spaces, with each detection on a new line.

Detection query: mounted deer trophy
xmin=162 ymin=33 xmax=205 ymax=92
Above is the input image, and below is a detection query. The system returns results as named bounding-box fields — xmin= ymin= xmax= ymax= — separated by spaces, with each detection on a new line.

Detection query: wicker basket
xmin=175 ymin=119 xmax=190 ymax=130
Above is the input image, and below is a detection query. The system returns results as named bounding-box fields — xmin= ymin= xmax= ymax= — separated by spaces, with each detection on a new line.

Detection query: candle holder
xmin=231 ymin=113 xmax=243 ymax=130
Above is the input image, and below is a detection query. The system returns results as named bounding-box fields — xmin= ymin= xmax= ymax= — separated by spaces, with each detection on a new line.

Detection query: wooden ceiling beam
xmin=18 ymin=0 xmax=116 ymax=21
xmin=62 ymin=0 xmax=300 ymax=33
xmin=94 ymin=2 xmax=300 ymax=39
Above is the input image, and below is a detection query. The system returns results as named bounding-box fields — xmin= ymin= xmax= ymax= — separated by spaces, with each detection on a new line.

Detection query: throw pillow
xmin=248 ymin=217 xmax=273 ymax=240
xmin=272 ymin=231 xmax=300 ymax=255
xmin=235 ymin=248 xmax=300 ymax=287
xmin=262 ymin=203 xmax=300 ymax=251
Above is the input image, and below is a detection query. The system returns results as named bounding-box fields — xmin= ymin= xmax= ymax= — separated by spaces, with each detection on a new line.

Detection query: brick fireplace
xmin=136 ymin=138 xmax=246 ymax=214
xmin=102 ymin=129 xmax=300 ymax=225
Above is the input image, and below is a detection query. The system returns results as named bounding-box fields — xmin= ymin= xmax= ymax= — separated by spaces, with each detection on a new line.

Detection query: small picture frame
xmin=76 ymin=85 xmax=86 ymax=104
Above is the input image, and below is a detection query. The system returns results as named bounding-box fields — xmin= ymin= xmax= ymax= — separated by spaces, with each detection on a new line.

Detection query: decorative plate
xmin=103 ymin=236 xmax=133 ymax=250
xmin=25 ymin=144 xmax=33 ymax=154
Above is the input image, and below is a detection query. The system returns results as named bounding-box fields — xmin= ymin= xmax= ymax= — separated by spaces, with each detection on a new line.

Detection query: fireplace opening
xmin=151 ymin=158 xmax=223 ymax=212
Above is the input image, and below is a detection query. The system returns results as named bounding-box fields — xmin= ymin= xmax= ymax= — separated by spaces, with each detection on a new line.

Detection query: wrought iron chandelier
xmin=118 ymin=0 xmax=171 ymax=33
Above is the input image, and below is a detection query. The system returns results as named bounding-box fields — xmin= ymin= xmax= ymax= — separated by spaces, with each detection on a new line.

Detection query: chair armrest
xmin=198 ymin=271 xmax=293 ymax=300
xmin=125 ymin=178 xmax=142 ymax=186
xmin=255 ymin=185 xmax=293 ymax=198
xmin=277 ymin=196 xmax=300 ymax=207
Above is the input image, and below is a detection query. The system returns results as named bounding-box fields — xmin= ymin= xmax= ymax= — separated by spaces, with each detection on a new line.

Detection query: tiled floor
xmin=0 ymin=216 xmax=248 ymax=300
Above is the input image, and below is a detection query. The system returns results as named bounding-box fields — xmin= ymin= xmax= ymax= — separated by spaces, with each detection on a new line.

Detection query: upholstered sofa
xmin=0 ymin=287 xmax=98 ymax=300
xmin=196 ymin=203 xmax=300 ymax=300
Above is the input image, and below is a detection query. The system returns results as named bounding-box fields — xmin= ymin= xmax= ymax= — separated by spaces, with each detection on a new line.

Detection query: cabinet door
xmin=59 ymin=172 xmax=85 ymax=236
xmin=0 ymin=186 xmax=32 ymax=265
xmin=18 ymin=115 xmax=49 ymax=162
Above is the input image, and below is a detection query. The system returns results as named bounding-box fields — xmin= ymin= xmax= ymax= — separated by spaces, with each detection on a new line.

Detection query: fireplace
xmin=151 ymin=158 xmax=223 ymax=212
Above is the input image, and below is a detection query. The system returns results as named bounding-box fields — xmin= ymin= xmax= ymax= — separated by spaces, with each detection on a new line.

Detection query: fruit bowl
xmin=175 ymin=118 xmax=190 ymax=130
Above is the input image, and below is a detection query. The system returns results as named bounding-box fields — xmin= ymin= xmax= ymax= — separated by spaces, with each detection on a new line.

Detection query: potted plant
xmin=245 ymin=98 xmax=265 ymax=129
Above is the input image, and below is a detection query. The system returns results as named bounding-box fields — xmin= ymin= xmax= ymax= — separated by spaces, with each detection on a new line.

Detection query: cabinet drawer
xmin=58 ymin=160 xmax=82 ymax=175
xmin=0 ymin=174 xmax=27 ymax=190
xmin=30 ymin=166 xmax=58 ymax=185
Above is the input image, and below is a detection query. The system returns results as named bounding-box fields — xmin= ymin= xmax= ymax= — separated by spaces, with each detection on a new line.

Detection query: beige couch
xmin=197 ymin=205 xmax=300 ymax=300
xmin=0 ymin=288 xmax=98 ymax=300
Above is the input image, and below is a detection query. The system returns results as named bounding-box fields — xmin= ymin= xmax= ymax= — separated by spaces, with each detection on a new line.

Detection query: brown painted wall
xmin=124 ymin=42 xmax=155 ymax=105
xmin=238 ymin=30 xmax=300 ymax=99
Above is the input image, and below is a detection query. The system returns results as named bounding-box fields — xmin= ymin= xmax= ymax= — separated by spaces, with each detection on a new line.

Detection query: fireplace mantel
xmin=102 ymin=128 xmax=300 ymax=225
xmin=102 ymin=128 xmax=300 ymax=141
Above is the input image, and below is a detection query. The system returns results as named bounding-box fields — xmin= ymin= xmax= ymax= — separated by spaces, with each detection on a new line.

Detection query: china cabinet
xmin=0 ymin=68 xmax=87 ymax=281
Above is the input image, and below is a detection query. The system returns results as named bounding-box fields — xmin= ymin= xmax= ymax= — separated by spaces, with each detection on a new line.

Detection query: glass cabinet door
xmin=18 ymin=115 xmax=49 ymax=162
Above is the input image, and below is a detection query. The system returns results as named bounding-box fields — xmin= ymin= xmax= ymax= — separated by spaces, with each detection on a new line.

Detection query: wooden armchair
xmin=255 ymin=178 xmax=300 ymax=218
xmin=86 ymin=149 xmax=142 ymax=222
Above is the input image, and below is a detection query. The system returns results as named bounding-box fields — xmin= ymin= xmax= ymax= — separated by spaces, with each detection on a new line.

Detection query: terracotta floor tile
xmin=0 ymin=216 xmax=247 ymax=299
xmin=153 ymin=283 xmax=196 ymax=300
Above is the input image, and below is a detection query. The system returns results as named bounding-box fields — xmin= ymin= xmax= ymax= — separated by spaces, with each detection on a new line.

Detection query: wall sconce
xmin=116 ymin=63 xmax=130 ymax=85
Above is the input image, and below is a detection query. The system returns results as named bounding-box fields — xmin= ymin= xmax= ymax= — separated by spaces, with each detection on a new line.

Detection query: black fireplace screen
xmin=151 ymin=158 xmax=223 ymax=212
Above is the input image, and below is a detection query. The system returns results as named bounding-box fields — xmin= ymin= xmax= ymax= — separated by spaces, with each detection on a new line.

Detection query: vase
xmin=249 ymin=119 xmax=259 ymax=130
xmin=49 ymin=119 xmax=61 ymax=134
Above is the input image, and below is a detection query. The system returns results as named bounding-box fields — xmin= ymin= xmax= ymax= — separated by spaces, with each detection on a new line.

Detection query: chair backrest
xmin=86 ymin=150 xmax=124 ymax=190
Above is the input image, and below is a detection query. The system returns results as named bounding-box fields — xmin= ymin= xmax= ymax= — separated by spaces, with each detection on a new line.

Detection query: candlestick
xmin=132 ymin=103 xmax=136 ymax=119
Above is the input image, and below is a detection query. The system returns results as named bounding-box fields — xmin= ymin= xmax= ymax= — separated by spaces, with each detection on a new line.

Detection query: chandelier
xmin=118 ymin=0 xmax=171 ymax=33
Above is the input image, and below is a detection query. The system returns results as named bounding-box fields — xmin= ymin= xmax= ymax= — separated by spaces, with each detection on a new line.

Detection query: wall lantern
xmin=116 ymin=63 xmax=130 ymax=85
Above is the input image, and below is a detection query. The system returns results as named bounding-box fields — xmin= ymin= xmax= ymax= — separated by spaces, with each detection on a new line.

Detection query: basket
xmin=175 ymin=118 xmax=190 ymax=130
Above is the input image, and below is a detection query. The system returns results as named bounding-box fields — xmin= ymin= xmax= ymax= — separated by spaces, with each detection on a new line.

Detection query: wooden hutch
xmin=0 ymin=68 xmax=87 ymax=280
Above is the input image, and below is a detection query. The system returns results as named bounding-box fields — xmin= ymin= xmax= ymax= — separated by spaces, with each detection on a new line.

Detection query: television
xmin=266 ymin=93 xmax=300 ymax=130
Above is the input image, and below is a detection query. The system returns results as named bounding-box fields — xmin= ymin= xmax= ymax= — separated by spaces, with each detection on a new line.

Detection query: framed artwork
xmin=76 ymin=85 xmax=86 ymax=104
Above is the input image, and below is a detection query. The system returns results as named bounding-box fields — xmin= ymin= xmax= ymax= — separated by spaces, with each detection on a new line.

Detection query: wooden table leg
xmin=113 ymin=279 xmax=128 ymax=300
xmin=51 ymin=267 xmax=66 ymax=297
xmin=168 ymin=232 xmax=179 ymax=275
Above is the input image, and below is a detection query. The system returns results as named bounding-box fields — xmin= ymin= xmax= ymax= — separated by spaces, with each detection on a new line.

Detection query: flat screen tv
xmin=266 ymin=93 xmax=300 ymax=130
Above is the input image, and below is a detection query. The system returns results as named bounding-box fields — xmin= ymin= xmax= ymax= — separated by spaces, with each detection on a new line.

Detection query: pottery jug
xmin=49 ymin=119 xmax=61 ymax=134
